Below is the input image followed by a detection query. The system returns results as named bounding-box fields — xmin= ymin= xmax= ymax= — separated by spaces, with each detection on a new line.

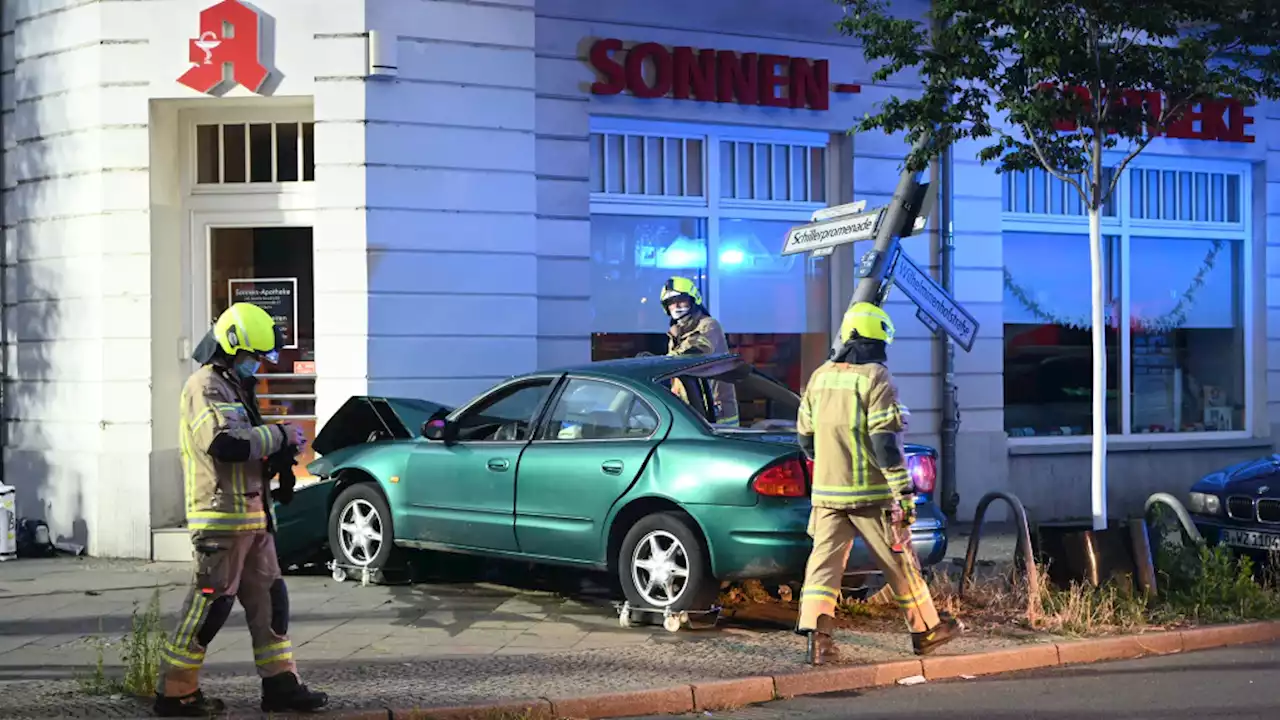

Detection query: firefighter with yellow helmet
xmin=154 ymin=302 xmax=328 ymax=716
xmin=660 ymin=276 xmax=739 ymax=426
xmin=795 ymin=301 xmax=960 ymax=664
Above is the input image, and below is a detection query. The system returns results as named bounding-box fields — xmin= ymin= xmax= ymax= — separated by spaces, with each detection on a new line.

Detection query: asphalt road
xmin=629 ymin=640 xmax=1280 ymax=720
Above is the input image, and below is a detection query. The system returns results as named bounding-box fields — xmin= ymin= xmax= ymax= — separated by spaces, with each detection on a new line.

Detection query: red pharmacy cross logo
xmin=178 ymin=0 xmax=271 ymax=95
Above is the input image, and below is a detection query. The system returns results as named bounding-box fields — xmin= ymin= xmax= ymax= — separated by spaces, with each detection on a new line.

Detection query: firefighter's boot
xmin=260 ymin=672 xmax=329 ymax=713
xmin=153 ymin=690 xmax=226 ymax=717
xmin=912 ymin=615 xmax=962 ymax=656
xmin=805 ymin=614 xmax=841 ymax=666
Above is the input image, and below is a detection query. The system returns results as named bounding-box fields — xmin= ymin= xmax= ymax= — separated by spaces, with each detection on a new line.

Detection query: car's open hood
xmin=311 ymin=396 xmax=452 ymax=456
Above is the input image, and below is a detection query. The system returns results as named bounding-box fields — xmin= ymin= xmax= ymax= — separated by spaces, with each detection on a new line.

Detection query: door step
xmin=152 ymin=527 xmax=192 ymax=562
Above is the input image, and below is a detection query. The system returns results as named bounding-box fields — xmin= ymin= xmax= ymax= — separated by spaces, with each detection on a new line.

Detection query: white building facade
xmin=1 ymin=0 xmax=1277 ymax=559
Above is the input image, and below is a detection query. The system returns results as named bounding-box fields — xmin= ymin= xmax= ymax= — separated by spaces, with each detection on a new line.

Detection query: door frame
xmin=187 ymin=209 xmax=315 ymax=366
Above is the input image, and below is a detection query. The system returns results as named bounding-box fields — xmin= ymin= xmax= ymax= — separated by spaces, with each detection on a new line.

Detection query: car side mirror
xmin=422 ymin=418 xmax=452 ymax=443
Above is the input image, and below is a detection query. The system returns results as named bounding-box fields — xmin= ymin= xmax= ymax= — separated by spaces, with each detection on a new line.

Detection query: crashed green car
xmin=275 ymin=354 xmax=947 ymax=614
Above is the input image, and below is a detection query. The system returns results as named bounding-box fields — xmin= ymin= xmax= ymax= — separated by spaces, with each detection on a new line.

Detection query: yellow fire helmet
xmin=213 ymin=302 xmax=281 ymax=363
xmin=839 ymin=302 xmax=896 ymax=345
xmin=660 ymin=276 xmax=703 ymax=308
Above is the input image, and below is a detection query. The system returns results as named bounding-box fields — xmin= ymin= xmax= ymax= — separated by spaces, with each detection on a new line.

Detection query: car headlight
xmin=1187 ymin=492 xmax=1221 ymax=516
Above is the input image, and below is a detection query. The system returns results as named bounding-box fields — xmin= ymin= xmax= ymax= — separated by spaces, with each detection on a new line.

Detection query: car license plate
xmin=1220 ymin=528 xmax=1280 ymax=552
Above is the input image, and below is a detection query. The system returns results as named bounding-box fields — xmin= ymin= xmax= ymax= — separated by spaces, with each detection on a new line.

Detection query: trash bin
xmin=0 ymin=483 xmax=16 ymax=561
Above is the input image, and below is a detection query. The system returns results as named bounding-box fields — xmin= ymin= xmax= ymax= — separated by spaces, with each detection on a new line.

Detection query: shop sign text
xmin=229 ymin=278 xmax=298 ymax=349
xmin=178 ymin=0 xmax=272 ymax=95
xmin=1037 ymin=83 xmax=1255 ymax=143
xmin=588 ymin=38 xmax=861 ymax=111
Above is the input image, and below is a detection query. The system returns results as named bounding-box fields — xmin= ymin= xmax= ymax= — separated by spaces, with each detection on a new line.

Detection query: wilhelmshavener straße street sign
xmin=889 ymin=249 xmax=980 ymax=352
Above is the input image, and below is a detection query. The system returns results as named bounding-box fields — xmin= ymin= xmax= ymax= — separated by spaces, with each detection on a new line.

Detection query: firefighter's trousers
xmin=157 ymin=531 xmax=298 ymax=698
xmin=798 ymin=505 xmax=941 ymax=634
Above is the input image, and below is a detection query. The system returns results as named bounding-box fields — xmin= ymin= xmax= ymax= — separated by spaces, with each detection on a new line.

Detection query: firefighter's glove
xmin=272 ymin=465 xmax=298 ymax=505
xmin=891 ymin=495 xmax=917 ymax=528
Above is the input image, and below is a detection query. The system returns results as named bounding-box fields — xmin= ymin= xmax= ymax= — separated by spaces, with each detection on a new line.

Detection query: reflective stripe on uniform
xmin=161 ymin=644 xmax=206 ymax=670
xmin=894 ymin=577 xmax=931 ymax=609
xmin=811 ymin=485 xmax=896 ymax=503
xmin=809 ymin=372 xmax=869 ymax=392
xmin=187 ymin=511 xmax=268 ymax=532
xmin=800 ymin=584 xmax=840 ymax=601
xmin=254 ymin=640 xmax=294 ymax=667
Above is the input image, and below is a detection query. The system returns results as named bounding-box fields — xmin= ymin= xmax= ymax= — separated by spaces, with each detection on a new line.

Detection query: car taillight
xmin=907 ymin=454 xmax=936 ymax=495
xmin=752 ymin=456 xmax=808 ymax=498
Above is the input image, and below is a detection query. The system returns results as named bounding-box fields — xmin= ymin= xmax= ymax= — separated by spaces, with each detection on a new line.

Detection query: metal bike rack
xmin=958 ymin=491 xmax=1040 ymax=621
xmin=1143 ymin=492 xmax=1205 ymax=546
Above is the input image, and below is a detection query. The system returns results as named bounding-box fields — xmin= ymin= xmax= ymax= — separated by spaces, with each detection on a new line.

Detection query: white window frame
xmin=589 ymin=117 xmax=829 ymax=317
xmin=178 ymin=105 xmax=316 ymax=203
xmin=1002 ymin=155 xmax=1255 ymax=448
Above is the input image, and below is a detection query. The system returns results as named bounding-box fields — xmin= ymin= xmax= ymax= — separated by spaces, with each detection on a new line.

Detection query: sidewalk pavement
xmin=0 ymin=525 xmax=1025 ymax=719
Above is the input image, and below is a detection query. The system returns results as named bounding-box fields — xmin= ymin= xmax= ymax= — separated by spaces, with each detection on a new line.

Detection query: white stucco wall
xmin=0 ymin=0 xmax=369 ymax=558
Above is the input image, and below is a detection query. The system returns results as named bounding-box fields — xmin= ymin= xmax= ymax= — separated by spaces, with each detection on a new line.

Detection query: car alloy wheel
xmin=630 ymin=529 xmax=690 ymax=606
xmin=338 ymin=498 xmax=383 ymax=566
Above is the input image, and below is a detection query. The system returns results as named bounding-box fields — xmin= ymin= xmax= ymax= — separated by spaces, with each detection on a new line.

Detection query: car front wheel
xmin=618 ymin=511 xmax=717 ymax=616
xmin=328 ymin=483 xmax=394 ymax=575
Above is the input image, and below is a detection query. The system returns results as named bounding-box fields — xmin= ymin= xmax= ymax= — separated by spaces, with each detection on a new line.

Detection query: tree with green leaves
xmin=836 ymin=0 xmax=1280 ymax=530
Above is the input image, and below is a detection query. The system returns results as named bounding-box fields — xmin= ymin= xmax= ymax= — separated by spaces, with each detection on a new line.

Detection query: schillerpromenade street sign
xmin=890 ymin=250 xmax=979 ymax=352
xmin=780 ymin=208 xmax=883 ymax=256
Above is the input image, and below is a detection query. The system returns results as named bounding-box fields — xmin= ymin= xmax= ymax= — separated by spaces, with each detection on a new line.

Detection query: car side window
xmin=454 ymin=379 xmax=553 ymax=442
xmin=539 ymin=379 xmax=660 ymax=441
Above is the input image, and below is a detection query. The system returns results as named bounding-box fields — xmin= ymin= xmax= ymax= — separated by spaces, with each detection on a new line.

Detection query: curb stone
xmin=315 ymin=621 xmax=1280 ymax=719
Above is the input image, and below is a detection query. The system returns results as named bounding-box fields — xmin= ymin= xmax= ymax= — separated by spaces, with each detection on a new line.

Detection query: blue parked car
xmin=1186 ymin=455 xmax=1280 ymax=559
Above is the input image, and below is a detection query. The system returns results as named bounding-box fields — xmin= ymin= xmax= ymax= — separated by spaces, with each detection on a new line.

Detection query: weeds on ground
xmin=77 ymin=589 xmax=167 ymax=697
xmin=919 ymin=536 xmax=1280 ymax=636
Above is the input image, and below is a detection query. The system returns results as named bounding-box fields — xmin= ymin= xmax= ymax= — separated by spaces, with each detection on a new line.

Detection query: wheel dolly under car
xmin=614 ymin=600 xmax=723 ymax=633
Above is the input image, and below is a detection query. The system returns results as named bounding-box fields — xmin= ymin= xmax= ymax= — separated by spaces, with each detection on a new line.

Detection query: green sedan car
xmin=278 ymin=354 xmax=947 ymax=615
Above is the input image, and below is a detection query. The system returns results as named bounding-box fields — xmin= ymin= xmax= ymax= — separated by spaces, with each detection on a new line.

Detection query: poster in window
xmin=228 ymin=277 xmax=298 ymax=349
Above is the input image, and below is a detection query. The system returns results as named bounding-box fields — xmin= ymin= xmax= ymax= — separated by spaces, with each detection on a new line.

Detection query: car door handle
xmin=486 ymin=458 xmax=510 ymax=472
xmin=601 ymin=460 xmax=624 ymax=476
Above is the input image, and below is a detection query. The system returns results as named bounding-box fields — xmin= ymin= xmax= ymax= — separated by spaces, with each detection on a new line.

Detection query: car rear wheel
xmin=618 ymin=512 xmax=717 ymax=619
xmin=328 ymin=483 xmax=395 ymax=576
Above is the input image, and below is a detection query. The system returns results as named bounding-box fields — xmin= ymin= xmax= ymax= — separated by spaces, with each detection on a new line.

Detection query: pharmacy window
xmin=1001 ymin=161 xmax=1251 ymax=441
xmin=588 ymin=119 xmax=833 ymax=418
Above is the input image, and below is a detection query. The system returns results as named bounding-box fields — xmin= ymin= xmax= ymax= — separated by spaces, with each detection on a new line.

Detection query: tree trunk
xmin=1088 ymin=204 xmax=1108 ymax=531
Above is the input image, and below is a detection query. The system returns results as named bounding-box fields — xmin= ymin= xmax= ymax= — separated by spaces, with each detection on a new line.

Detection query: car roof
xmin=539 ymin=353 xmax=738 ymax=383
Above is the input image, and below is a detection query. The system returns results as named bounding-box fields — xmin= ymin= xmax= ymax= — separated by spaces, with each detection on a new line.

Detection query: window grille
xmin=589 ymin=132 xmax=705 ymax=197
xmin=1129 ymin=168 xmax=1241 ymax=223
xmin=1002 ymin=167 xmax=1117 ymax=216
xmin=195 ymin=122 xmax=316 ymax=185
xmin=719 ymin=140 xmax=825 ymax=203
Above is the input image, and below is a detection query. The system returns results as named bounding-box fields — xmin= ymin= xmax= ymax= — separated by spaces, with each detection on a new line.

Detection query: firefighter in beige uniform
xmin=155 ymin=302 xmax=328 ymax=717
xmin=795 ymin=302 xmax=960 ymax=664
xmin=661 ymin=276 xmax=739 ymax=426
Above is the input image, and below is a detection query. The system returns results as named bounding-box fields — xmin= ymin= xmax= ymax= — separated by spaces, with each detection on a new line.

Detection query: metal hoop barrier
xmin=1143 ymin=492 xmax=1205 ymax=546
xmin=958 ymin=491 xmax=1040 ymax=621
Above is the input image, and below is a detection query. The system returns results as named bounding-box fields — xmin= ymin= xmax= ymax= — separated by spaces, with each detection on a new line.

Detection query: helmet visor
xmin=263 ymin=349 xmax=280 ymax=365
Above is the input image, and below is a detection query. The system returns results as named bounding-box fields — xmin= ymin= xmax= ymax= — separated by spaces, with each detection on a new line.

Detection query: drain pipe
xmin=934 ymin=8 xmax=961 ymax=520
xmin=0 ymin=1 xmax=8 ymax=484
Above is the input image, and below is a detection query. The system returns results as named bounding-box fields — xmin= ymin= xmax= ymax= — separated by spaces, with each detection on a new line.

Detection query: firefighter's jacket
xmin=179 ymin=364 xmax=287 ymax=534
xmin=668 ymin=311 xmax=739 ymax=426
xmin=797 ymin=360 xmax=911 ymax=509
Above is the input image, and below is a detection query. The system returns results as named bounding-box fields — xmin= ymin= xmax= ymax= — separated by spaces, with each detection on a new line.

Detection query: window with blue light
xmin=587 ymin=122 xmax=833 ymax=408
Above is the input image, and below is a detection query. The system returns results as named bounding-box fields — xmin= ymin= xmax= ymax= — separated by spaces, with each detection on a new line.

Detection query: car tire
xmin=618 ymin=511 xmax=718 ymax=620
xmin=328 ymin=483 xmax=395 ymax=578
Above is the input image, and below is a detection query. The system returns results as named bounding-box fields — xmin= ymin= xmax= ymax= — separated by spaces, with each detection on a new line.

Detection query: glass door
xmin=201 ymin=224 xmax=319 ymax=482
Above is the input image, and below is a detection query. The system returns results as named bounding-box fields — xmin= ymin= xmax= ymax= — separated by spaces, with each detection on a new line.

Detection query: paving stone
xmin=0 ymin=547 xmax=1042 ymax=719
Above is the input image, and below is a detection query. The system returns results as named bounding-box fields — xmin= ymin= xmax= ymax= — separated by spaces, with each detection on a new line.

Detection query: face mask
xmin=235 ymin=359 xmax=261 ymax=379
xmin=669 ymin=304 xmax=692 ymax=321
